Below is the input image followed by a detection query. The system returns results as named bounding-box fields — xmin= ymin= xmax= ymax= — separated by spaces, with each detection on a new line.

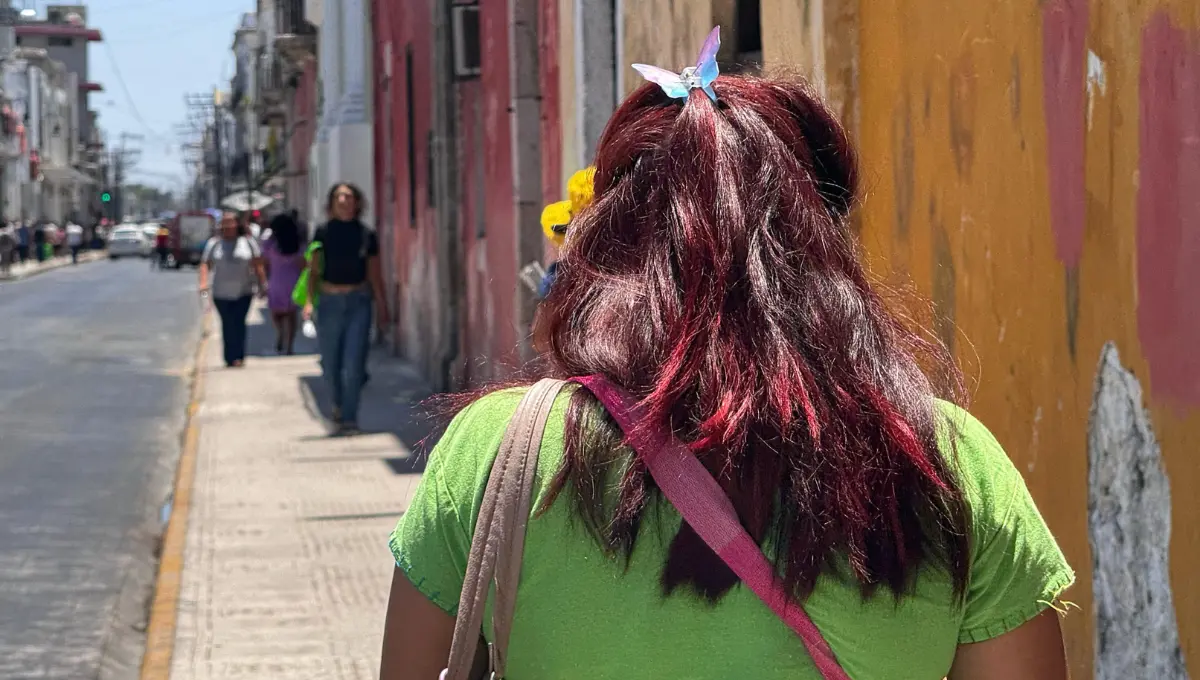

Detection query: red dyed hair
xmin=531 ymin=75 xmax=967 ymax=601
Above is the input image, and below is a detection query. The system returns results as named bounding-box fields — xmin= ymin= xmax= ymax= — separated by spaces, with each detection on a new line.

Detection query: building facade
xmin=1 ymin=48 xmax=86 ymax=224
xmin=238 ymin=0 xmax=318 ymax=222
xmin=14 ymin=5 xmax=101 ymax=157
xmin=230 ymin=13 xmax=261 ymax=200
xmin=312 ymin=0 xmax=373 ymax=224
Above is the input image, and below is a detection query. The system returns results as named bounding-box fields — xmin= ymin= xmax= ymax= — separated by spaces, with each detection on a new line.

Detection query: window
xmin=451 ymin=3 xmax=481 ymax=79
xmin=732 ymin=0 xmax=762 ymax=73
xmin=49 ymin=36 xmax=74 ymax=47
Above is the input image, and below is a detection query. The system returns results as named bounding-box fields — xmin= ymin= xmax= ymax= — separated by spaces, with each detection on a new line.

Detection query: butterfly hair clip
xmin=632 ymin=26 xmax=721 ymax=103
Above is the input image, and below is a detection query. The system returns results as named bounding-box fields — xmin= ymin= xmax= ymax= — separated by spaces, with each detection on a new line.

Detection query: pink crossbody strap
xmin=572 ymin=375 xmax=853 ymax=680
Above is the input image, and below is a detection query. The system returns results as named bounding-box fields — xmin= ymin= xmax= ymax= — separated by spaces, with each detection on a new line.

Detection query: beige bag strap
xmin=444 ymin=379 xmax=567 ymax=680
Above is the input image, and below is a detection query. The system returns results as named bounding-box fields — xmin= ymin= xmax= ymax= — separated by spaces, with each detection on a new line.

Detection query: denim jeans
xmin=213 ymin=295 xmax=252 ymax=365
xmin=316 ymin=289 xmax=372 ymax=423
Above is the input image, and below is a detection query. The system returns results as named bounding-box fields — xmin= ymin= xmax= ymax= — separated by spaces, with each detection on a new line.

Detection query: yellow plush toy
xmin=541 ymin=166 xmax=596 ymax=248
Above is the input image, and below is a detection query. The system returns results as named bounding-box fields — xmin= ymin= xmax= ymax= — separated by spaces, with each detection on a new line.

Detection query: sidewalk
xmin=166 ymin=302 xmax=437 ymax=679
xmin=0 ymin=250 xmax=105 ymax=280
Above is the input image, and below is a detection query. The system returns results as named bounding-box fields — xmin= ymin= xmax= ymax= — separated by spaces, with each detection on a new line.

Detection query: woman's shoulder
xmin=424 ymin=386 xmax=572 ymax=495
xmin=934 ymin=400 xmax=1024 ymax=509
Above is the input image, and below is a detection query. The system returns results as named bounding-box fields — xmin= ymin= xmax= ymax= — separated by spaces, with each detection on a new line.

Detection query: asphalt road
xmin=0 ymin=258 xmax=202 ymax=679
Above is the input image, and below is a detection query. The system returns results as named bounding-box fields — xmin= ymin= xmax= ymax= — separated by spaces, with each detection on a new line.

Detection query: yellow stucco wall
xmin=621 ymin=0 xmax=715 ymax=96
xmin=763 ymin=1 xmax=1200 ymax=677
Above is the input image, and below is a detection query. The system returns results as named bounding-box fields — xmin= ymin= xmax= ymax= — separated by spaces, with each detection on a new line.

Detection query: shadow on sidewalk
xmin=245 ymin=302 xmax=320 ymax=358
xmin=299 ymin=351 xmax=442 ymax=474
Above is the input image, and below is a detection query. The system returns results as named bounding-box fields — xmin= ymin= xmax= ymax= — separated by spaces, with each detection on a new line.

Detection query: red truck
xmin=167 ymin=211 xmax=216 ymax=268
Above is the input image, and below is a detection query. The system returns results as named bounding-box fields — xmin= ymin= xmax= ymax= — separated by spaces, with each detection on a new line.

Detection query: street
xmin=0 ymin=260 xmax=201 ymax=678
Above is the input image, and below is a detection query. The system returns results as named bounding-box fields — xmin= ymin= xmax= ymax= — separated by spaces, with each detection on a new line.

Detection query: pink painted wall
xmin=373 ymin=0 xmax=547 ymax=386
xmin=1137 ymin=11 xmax=1200 ymax=408
xmin=451 ymin=0 xmax=521 ymax=384
xmin=287 ymin=60 xmax=317 ymax=222
xmin=539 ymin=0 xmax=563 ymax=264
xmin=375 ymin=0 xmax=444 ymax=375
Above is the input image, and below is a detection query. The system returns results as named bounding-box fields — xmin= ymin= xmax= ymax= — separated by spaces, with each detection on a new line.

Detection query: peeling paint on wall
xmin=1041 ymin=0 xmax=1088 ymax=267
xmin=1085 ymin=49 xmax=1106 ymax=131
xmin=1137 ymin=11 xmax=1200 ymax=408
xmin=1088 ymin=343 xmax=1188 ymax=680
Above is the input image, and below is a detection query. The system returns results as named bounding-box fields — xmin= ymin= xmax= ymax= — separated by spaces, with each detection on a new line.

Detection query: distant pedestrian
xmin=66 ymin=222 xmax=84 ymax=264
xmin=302 ymin=183 xmax=389 ymax=435
xmin=16 ymin=222 xmax=29 ymax=263
xmin=32 ymin=224 xmax=46 ymax=263
xmin=0 ymin=224 xmax=14 ymax=277
xmin=199 ymin=211 xmax=267 ymax=368
xmin=262 ymin=212 xmax=306 ymax=355
xmin=154 ymin=225 xmax=170 ymax=269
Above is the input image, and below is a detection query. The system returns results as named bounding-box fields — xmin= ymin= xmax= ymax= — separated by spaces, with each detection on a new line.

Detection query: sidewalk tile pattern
xmin=169 ymin=329 xmax=426 ymax=680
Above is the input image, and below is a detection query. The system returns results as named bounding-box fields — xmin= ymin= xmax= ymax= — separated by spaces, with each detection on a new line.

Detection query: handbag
xmin=291 ymin=241 xmax=322 ymax=308
xmin=443 ymin=375 xmax=852 ymax=680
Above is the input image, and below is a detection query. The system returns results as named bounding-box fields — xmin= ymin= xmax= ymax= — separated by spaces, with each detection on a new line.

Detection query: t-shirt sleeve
xmin=388 ymin=390 xmax=527 ymax=615
xmin=940 ymin=403 xmax=1076 ymax=644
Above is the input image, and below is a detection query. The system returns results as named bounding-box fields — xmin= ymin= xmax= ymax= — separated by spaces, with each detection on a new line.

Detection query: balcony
xmin=257 ymin=56 xmax=286 ymax=125
xmin=275 ymin=0 xmax=316 ymax=66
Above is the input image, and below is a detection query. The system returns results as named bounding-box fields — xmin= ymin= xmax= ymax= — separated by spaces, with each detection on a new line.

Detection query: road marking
xmin=139 ymin=313 xmax=210 ymax=680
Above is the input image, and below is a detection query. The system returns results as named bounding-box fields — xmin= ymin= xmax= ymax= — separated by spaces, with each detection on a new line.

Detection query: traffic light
xmin=101 ymin=192 xmax=111 ymax=203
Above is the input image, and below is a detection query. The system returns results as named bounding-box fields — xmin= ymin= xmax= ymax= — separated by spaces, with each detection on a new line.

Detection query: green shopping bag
xmin=291 ymin=242 xmax=322 ymax=307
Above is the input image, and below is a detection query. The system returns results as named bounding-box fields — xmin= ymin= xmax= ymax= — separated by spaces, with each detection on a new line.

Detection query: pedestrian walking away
xmin=15 ymin=222 xmax=29 ymax=263
xmin=302 ymin=182 xmax=390 ymax=436
xmin=199 ymin=210 xmax=267 ymax=368
xmin=152 ymin=224 xmax=170 ymax=269
xmin=380 ymin=27 xmax=1075 ymax=680
xmin=262 ymin=211 xmax=306 ymax=355
xmin=66 ymin=222 xmax=84 ymax=264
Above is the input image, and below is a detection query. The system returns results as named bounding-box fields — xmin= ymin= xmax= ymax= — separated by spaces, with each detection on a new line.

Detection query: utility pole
xmin=109 ymin=132 xmax=142 ymax=222
xmin=181 ymin=91 xmax=227 ymax=209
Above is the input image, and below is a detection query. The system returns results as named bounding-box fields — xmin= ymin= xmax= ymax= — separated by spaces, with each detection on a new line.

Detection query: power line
xmin=101 ymin=41 xmax=171 ymax=144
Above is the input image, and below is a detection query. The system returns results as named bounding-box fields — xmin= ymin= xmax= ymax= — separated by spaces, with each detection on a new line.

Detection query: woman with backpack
xmin=302 ymin=182 xmax=389 ymax=435
xmin=380 ymin=28 xmax=1072 ymax=680
xmin=199 ymin=211 xmax=266 ymax=368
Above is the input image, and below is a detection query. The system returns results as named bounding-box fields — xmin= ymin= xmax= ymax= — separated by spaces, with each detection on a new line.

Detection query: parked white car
xmin=108 ymin=225 xmax=148 ymax=259
xmin=140 ymin=223 xmax=161 ymax=256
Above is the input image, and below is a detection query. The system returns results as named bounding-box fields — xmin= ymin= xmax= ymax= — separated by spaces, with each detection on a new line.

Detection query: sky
xmin=45 ymin=0 xmax=255 ymax=193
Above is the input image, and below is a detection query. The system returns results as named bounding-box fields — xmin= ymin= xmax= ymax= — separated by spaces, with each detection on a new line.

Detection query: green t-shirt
xmin=390 ymin=388 xmax=1074 ymax=679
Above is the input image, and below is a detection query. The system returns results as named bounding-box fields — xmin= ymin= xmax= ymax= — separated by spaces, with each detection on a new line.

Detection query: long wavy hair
xmin=269 ymin=212 xmax=301 ymax=255
xmin=485 ymin=74 xmax=970 ymax=603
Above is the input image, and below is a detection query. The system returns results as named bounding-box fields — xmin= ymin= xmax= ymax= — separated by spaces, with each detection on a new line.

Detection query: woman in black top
xmin=303 ymin=183 xmax=390 ymax=435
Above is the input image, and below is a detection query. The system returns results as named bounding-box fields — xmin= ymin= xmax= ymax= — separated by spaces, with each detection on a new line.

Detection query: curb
xmin=139 ymin=314 xmax=211 ymax=680
xmin=0 ymin=251 xmax=105 ymax=281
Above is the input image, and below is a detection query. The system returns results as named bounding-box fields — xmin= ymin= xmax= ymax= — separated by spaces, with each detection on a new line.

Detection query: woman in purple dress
xmin=262 ymin=213 xmax=306 ymax=354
